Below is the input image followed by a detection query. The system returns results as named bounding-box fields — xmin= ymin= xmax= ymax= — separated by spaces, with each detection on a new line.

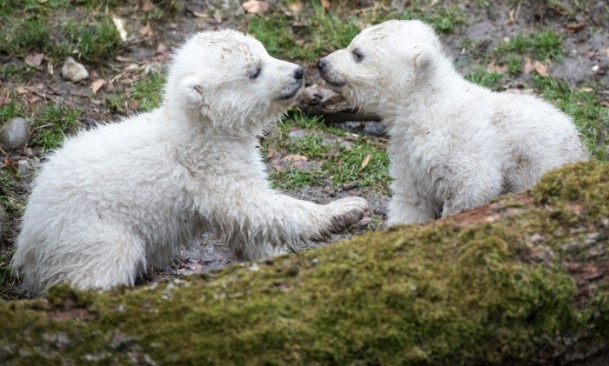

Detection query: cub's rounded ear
xmin=411 ymin=43 xmax=436 ymax=71
xmin=178 ymin=75 xmax=206 ymax=105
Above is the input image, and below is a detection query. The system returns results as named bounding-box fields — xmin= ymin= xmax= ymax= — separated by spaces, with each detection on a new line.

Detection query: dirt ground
xmin=1 ymin=0 xmax=608 ymax=297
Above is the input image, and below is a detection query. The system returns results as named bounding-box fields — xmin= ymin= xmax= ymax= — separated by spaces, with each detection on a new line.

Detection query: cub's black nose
xmin=294 ymin=67 xmax=304 ymax=80
xmin=317 ymin=59 xmax=328 ymax=71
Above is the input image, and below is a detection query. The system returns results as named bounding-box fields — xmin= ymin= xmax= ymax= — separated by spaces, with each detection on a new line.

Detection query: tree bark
xmin=0 ymin=162 xmax=608 ymax=365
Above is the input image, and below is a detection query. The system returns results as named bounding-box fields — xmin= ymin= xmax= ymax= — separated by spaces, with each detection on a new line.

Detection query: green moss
xmin=531 ymin=161 xmax=609 ymax=204
xmin=0 ymin=162 xmax=607 ymax=364
xmin=532 ymin=76 xmax=609 ymax=161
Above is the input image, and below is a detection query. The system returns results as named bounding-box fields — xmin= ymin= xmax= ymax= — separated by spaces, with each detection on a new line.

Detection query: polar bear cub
xmin=318 ymin=20 xmax=588 ymax=225
xmin=12 ymin=30 xmax=368 ymax=294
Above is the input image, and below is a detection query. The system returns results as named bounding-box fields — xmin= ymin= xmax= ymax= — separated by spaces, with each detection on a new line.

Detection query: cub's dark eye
xmin=352 ymin=48 xmax=364 ymax=62
xmin=248 ymin=66 xmax=262 ymax=80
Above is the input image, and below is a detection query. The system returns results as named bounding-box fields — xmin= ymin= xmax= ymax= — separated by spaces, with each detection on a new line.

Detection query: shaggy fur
xmin=318 ymin=20 xmax=588 ymax=225
xmin=12 ymin=30 xmax=368 ymax=294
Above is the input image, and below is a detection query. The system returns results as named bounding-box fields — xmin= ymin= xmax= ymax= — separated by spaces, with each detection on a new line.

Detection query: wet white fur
xmin=320 ymin=20 xmax=588 ymax=225
xmin=12 ymin=30 xmax=368 ymax=294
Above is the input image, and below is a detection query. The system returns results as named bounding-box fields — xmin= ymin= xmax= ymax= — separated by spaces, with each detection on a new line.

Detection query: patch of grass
xmin=62 ymin=20 xmax=122 ymax=63
xmin=248 ymin=14 xmax=301 ymax=59
xmin=495 ymin=30 xmax=563 ymax=61
xmin=267 ymin=114 xmax=389 ymax=192
xmin=270 ymin=169 xmax=323 ymax=189
xmin=0 ymin=64 xmax=29 ymax=84
xmin=106 ymin=72 xmax=165 ymax=115
xmin=506 ymin=55 xmax=522 ymax=75
xmin=106 ymin=93 xmax=129 ymax=114
xmin=0 ymin=251 xmax=16 ymax=299
xmin=0 ymin=1 xmax=122 ymax=63
xmin=0 ymin=18 xmax=50 ymax=56
xmin=532 ymin=76 xmax=609 ymax=161
xmin=130 ymin=71 xmax=165 ymax=112
xmin=532 ymin=30 xmax=563 ymax=60
xmin=325 ymin=137 xmax=389 ymax=190
xmin=400 ymin=6 xmax=465 ymax=33
xmin=32 ymin=103 xmax=80 ymax=151
xmin=0 ymin=98 xmax=26 ymax=122
xmin=465 ymin=68 xmax=504 ymax=90
xmin=0 ymin=167 xmax=25 ymax=299
xmin=306 ymin=4 xmax=362 ymax=56
xmin=248 ymin=1 xmax=361 ymax=60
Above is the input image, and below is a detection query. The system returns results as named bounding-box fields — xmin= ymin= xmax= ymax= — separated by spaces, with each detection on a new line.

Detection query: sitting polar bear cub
xmin=13 ymin=30 xmax=368 ymax=294
xmin=318 ymin=20 xmax=588 ymax=225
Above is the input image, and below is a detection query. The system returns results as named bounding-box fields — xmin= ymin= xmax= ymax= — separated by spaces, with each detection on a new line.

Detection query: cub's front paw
xmin=326 ymin=196 xmax=369 ymax=234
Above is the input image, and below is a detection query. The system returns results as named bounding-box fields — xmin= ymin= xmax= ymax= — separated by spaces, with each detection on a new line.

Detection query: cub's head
xmin=318 ymin=20 xmax=444 ymax=115
xmin=164 ymin=30 xmax=303 ymax=129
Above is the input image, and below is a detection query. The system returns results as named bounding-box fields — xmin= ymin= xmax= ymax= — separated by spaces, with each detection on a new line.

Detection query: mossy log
xmin=1 ymin=162 xmax=608 ymax=365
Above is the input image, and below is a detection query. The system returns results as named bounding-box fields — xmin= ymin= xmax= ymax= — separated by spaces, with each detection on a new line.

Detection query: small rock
xmin=288 ymin=129 xmax=306 ymax=141
xmin=17 ymin=159 xmax=30 ymax=175
xmin=61 ymin=57 xmax=89 ymax=82
xmin=0 ymin=117 xmax=30 ymax=150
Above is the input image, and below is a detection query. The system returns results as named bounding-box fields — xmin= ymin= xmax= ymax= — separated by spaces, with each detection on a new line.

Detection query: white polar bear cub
xmin=12 ymin=30 xmax=368 ymax=294
xmin=318 ymin=20 xmax=588 ymax=225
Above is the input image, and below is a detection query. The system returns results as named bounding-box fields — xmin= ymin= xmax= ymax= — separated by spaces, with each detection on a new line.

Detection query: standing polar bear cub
xmin=13 ymin=30 xmax=368 ymax=294
xmin=318 ymin=20 xmax=588 ymax=225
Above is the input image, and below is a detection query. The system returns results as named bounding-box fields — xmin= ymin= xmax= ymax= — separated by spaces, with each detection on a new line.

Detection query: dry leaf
xmin=242 ymin=0 xmax=269 ymax=14
xmin=321 ymin=0 xmax=330 ymax=8
xmin=112 ymin=16 xmax=128 ymax=42
xmin=265 ymin=149 xmax=278 ymax=159
xmin=283 ymin=154 xmax=308 ymax=162
xmin=139 ymin=0 xmax=155 ymax=12
xmin=16 ymin=86 xmax=29 ymax=95
xmin=288 ymin=1 xmax=303 ymax=13
xmin=600 ymin=100 xmax=609 ymax=107
xmin=486 ymin=59 xmax=506 ymax=73
xmin=155 ymin=42 xmax=169 ymax=61
xmin=359 ymin=154 xmax=371 ymax=171
xmin=523 ymin=58 xmax=533 ymax=74
xmin=26 ymin=94 xmax=42 ymax=104
xmin=566 ymin=22 xmax=585 ymax=33
xmin=25 ymin=53 xmax=45 ymax=67
xmin=139 ymin=23 xmax=155 ymax=37
xmin=115 ymin=56 xmax=132 ymax=62
xmin=192 ymin=11 xmax=208 ymax=18
xmin=522 ymin=57 xmax=533 ymax=75
xmin=90 ymin=79 xmax=107 ymax=94
xmin=508 ymin=9 xmax=516 ymax=23
xmin=0 ymin=96 xmax=11 ymax=106
xmin=533 ymin=60 xmax=549 ymax=77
